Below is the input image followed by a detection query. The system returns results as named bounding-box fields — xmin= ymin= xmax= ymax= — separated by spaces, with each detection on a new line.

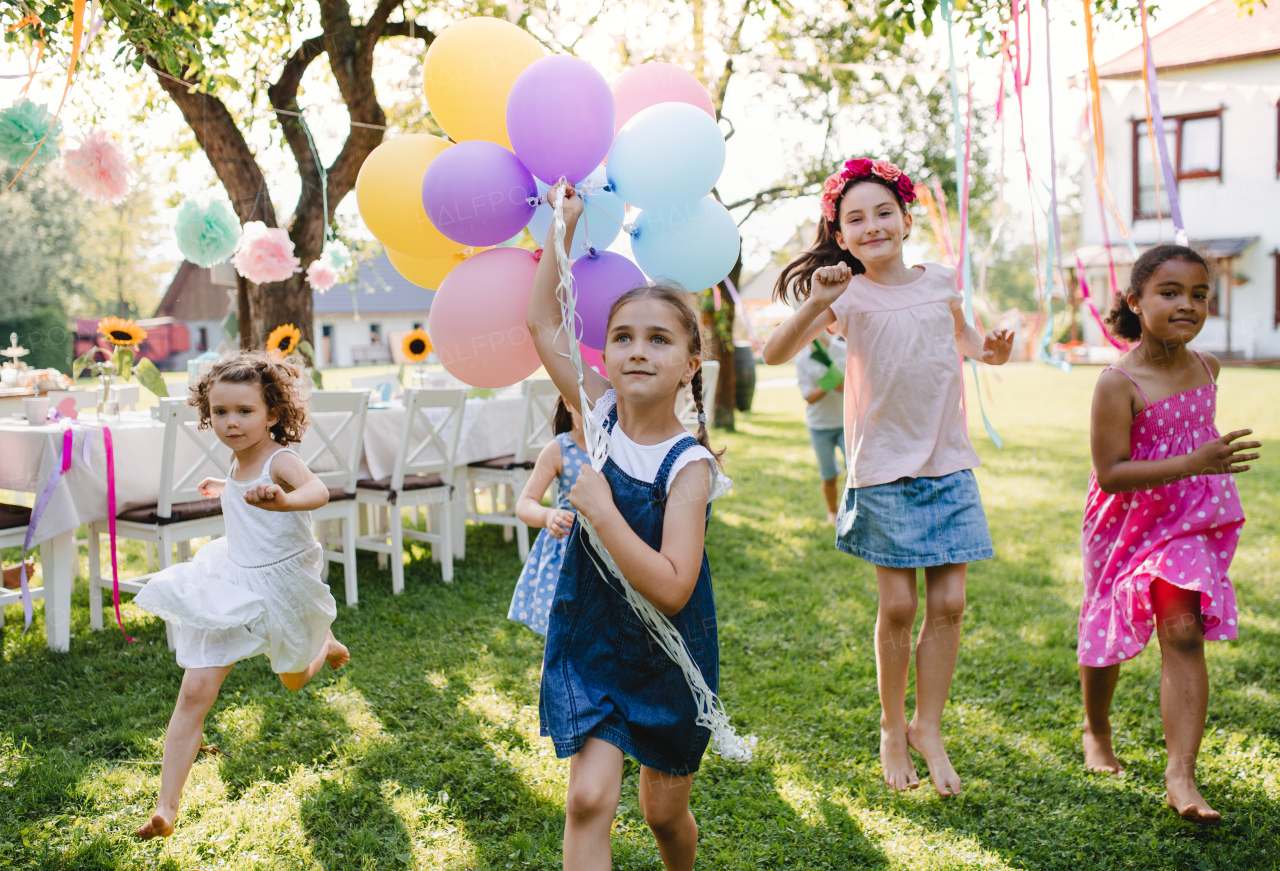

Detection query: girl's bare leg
xmin=875 ymin=565 xmax=920 ymax=790
xmin=907 ymin=562 xmax=966 ymax=796
xmin=1081 ymin=663 xmax=1124 ymax=773
xmin=136 ymin=665 xmax=233 ymax=840
xmin=278 ymin=631 xmax=349 ymax=692
xmin=639 ymin=766 xmax=696 ymax=871
xmin=563 ymin=738 xmax=623 ymax=871
xmin=821 ymin=477 xmax=840 ymax=521
xmin=1152 ymin=579 xmax=1219 ymax=824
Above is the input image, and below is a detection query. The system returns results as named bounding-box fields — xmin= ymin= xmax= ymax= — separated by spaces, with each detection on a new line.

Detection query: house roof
xmin=1096 ymin=0 xmax=1280 ymax=78
xmin=155 ymin=254 xmax=435 ymax=323
xmin=1075 ymin=236 xmax=1259 ymax=268
xmin=314 ymin=254 xmax=436 ymax=317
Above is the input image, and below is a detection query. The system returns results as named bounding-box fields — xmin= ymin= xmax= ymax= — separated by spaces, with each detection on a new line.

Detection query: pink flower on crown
xmin=820 ymin=172 xmax=845 ymax=222
xmin=843 ymin=158 xmax=874 ymax=179
xmin=871 ymin=160 xmax=902 ymax=182
xmin=897 ymin=174 xmax=917 ymax=203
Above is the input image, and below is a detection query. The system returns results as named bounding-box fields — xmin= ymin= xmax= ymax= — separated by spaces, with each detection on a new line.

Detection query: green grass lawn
xmin=3 ymin=363 xmax=1278 ymax=870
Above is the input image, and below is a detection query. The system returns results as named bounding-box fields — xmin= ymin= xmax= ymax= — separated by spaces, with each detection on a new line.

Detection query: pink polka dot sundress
xmin=1078 ymin=352 xmax=1245 ymax=667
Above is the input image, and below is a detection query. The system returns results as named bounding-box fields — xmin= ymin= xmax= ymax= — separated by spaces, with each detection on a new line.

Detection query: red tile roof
xmin=1096 ymin=0 xmax=1280 ymax=78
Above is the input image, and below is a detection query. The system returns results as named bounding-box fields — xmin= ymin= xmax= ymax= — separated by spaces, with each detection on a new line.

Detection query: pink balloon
xmin=579 ymin=343 xmax=605 ymax=377
xmin=611 ymin=62 xmax=716 ymax=133
xmin=428 ymin=248 xmax=542 ymax=388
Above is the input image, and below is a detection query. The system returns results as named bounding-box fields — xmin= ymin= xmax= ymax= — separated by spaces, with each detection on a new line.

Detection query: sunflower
xmin=98 ymin=317 xmax=147 ymax=347
xmin=402 ymin=328 xmax=433 ymax=363
xmin=267 ymin=323 xmax=301 ymax=357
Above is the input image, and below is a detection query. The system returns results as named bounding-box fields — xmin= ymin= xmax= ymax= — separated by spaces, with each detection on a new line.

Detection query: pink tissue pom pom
xmin=232 ymin=221 xmax=301 ymax=284
xmin=63 ymin=129 xmax=131 ymax=203
xmin=306 ymin=258 xmax=340 ymax=291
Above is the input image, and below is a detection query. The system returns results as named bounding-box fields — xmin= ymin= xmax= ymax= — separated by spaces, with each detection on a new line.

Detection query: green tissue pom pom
xmin=174 ymin=197 xmax=242 ymax=268
xmin=0 ymin=99 xmax=62 ymax=166
xmin=322 ymin=241 xmax=352 ymax=272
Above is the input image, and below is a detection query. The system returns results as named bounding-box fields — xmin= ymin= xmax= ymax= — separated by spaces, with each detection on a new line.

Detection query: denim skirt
xmin=835 ymin=469 xmax=994 ymax=568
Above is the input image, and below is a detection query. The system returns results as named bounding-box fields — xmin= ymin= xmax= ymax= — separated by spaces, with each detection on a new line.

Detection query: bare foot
xmin=1166 ymin=774 xmax=1221 ymax=825
xmin=1082 ymin=728 xmax=1124 ymax=774
xmin=326 ymin=634 xmax=350 ymax=671
xmin=135 ymin=812 xmax=174 ymax=840
xmin=826 ymin=511 xmax=838 ymax=525
xmin=880 ymin=726 xmax=920 ymax=791
xmin=906 ymin=719 xmax=962 ymax=796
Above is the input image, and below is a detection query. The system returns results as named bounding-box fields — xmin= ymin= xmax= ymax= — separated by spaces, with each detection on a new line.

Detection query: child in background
xmin=134 ymin=352 xmax=348 ymax=840
xmin=509 ymin=396 xmax=588 ymax=635
xmin=527 ymin=185 xmax=731 ymax=871
xmin=762 ymin=157 xmax=1013 ymax=796
xmin=795 ymin=331 xmax=847 ymax=522
xmin=1081 ymin=245 xmax=1257 ymax=824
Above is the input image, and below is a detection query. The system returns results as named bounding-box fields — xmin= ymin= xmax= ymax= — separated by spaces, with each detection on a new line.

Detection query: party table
xmin=0 ymin=392 xmax=536 ymax=650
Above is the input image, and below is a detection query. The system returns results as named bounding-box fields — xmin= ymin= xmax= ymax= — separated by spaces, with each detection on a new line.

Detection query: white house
xmin=1075 ymin=0 xmax=1280 ymax=360
xmin=312 ymin=256 xmax=435 ymax=368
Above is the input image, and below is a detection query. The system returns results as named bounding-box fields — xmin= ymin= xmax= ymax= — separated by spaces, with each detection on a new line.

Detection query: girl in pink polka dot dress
xmin=1080 ymin=245 xmax=1260 ymax=825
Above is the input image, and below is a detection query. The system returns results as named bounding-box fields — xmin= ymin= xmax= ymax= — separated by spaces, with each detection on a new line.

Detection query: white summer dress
xmin=135 ymin=448 xmax=337 ymax=674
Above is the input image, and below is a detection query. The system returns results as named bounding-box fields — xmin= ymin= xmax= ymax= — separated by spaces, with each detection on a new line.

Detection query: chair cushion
xmin=0 ymin=503 xmax=32 ymax=530
xmin=327 ymin=487 xmax=356 ymax=502
xmin=117 ymin=499 xmax=223 ymax=525
xmin=468 ymin=454 xmax=535 ymax=471
xmin=357 ymin=474 xmax=447 ymax=492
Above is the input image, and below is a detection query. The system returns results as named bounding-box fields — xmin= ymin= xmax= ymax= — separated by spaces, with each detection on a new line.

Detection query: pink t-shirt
xmin=828 ymin=262 xmax=980 ymax=489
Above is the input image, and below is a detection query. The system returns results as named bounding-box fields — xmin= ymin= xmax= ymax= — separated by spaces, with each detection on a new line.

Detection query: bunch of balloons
xmin=355 ymin=17 xmax=740 ymax=388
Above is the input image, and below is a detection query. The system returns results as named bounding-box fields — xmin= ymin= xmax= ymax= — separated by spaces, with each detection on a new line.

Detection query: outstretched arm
xmin=950 ymin=297 xmax=1013 ymax=364
xmin=525 ymin=184 xmax=611 ymax=416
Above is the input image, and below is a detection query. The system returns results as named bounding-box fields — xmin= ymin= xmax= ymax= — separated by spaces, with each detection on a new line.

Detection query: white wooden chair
xmin=87 ymin=397 xmax=230 ymax=646
xmin=463 ymin=378 xmax=559 ymax=562
xmin=678 ymin=359 xmax=719 ymax=431
xmin=355 ymin=388 xmax=467 ymax=591
xmin=302 ymin=390 xmax=369 ymax=608
xmin=0 ymin=503 xmax=35 ymax=630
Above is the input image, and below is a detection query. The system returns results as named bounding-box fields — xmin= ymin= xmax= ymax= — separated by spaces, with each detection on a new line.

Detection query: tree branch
xmin=711 ymin=4 xmax=751 ymax=116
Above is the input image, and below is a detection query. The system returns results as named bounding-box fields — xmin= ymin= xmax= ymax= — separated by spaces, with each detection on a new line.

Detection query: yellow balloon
xmin=422 ymin=17 xmax=546 ymax=148
xmin=355 ymin=134 xmax=457 ymax=260
xmin=386 ymin=246 xmax=483 ymax=290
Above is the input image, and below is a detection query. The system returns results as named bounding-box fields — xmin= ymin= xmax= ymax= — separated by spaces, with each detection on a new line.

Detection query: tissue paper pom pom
xmin=63 ymin=130 xmax=132 ymax=203
xmin=306 ymin=258 xmax=340 ymax=291
xmin=233 ymin=221 xmax=301 ymax=284
xmin=175 ymin=197 xmax=241 ymax=268
xmin=0 ymin=99 xmax=63 ymax=166
xmin=322 ymin=241 xmax=352 ymax=272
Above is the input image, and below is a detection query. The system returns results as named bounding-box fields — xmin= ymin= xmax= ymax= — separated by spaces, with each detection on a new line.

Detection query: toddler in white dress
xmin=134 ymin=351 xmax=349 ymax=840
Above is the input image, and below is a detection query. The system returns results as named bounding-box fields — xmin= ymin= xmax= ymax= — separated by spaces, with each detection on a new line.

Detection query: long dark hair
xmin=1105 ymin=244 xmax=1212 ymax=342
xmin=552 ymin=396 xmax=574 ymax=435
xmin=773 ymin=175 xmax=910 ymax=304
xmin=606 ymin=282 xmax=725 ymax=466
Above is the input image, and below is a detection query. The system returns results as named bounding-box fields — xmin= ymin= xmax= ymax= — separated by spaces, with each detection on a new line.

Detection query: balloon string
xmin=547 ymin=184 xmax=755 ymax=763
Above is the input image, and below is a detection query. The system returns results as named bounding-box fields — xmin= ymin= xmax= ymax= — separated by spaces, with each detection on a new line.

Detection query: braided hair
xmin=605 ymin=282 xmax=725 ymax=466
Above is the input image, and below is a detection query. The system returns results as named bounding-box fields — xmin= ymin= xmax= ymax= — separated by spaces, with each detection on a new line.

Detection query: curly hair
xmin=773 ymin=175 xmax=911 ymax=305
xmin=188 ymin=351 xmax=310 ymax=446
xmin=605 ymin=282 xmax=725 ymax=467
xmin=1104 ymin=244 xmax=1213 ymax=342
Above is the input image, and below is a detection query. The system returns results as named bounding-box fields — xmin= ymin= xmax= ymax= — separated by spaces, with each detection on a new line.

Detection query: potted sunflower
xmin=400 ymin=327 xmax=434 ymax=388
xmin=266 ymin=324 xmax=323 ymax=389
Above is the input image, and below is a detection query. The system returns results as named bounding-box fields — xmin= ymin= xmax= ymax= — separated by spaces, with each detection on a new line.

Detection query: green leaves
xmin=132 ymin=357 xmax=168 ymax=398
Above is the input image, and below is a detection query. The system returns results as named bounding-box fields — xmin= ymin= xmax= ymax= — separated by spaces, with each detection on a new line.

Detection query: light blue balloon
xmin=631 ymin=196 xmax=740 ymax=292
xmin=607 ymin=102 xmax=725 ymax=212
xmin=526 ymin=166 xmax=625 ymax=256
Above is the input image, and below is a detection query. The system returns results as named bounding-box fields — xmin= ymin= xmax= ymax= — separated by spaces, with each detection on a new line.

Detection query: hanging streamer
xmin=1138 ymin=0 xmax=1187 ymax=245
xmin=941 ymin=0 xmax=1003 ymax=449
xmin=1075 ymin=250 xmax=1130 ymax=351
xmin=1081 ymin=106 xmax=1127 ymax=325
xmin=1081 ymin=0 xmax=1128 ymax=234
xmin=722 ymin=277 xmax=763 ymax=354
xmin=547 ymin=185 xmax=755 ymax=762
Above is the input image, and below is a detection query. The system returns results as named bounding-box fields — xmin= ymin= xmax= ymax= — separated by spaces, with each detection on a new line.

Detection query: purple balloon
xmin=422 ymin=141 xmax=537 ymax=246
xmin=572 ymin=251 xmax=648 ymax=350
xmin=507 ymin=55 xmax=615 ymax=186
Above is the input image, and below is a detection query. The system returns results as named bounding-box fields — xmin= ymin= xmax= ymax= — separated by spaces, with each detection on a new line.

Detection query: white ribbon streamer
xmin=548 ymin=183 xmax=756 ymax=763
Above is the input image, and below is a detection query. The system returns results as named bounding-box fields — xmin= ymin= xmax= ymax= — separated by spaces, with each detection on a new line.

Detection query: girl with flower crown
xmin=763 ymin=158 xmax=1014 ymax=796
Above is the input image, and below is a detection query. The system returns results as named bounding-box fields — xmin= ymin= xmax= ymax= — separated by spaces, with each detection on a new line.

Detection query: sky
xmin=0 ymin=0 xmax=1216 ymax=294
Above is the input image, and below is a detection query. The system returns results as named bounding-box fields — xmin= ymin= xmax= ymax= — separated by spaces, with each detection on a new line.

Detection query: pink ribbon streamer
xmin=18 ymin=428 xmax=74 ymax=629
xmin=1075 ymin=251 xmax=1130 ymax=351
xmin=721 ymin=276 xmax=764 ymax=353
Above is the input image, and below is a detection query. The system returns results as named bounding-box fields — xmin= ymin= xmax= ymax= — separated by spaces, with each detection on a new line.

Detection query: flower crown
xmin=820 ymin=158 xmax=916 ymax=224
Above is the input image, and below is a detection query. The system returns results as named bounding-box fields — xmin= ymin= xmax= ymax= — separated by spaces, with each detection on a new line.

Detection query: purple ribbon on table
xmin=18 ymin=428 xmax=74 ymax=630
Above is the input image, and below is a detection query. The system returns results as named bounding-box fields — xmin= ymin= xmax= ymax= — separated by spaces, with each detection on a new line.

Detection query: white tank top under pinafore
xmin=134 ymin=448 xmax=337 ymax=673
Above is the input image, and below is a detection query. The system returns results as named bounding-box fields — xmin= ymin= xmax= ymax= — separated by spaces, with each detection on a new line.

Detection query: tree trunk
xmin=707 ymin=255 xmax=745 ymax=431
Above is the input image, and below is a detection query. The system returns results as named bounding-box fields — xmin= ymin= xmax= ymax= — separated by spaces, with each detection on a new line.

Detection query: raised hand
xmin=545 ymin=508 xmax=577 ymax=539
xmin=244 ymin=482 xmax=290 ymax=511
xmin=811 ymin=263 xmax=853 ymax=308
xmin=549 ymin=181 xmax=583 ymax=223
xmin=1187 ymin=430 xmax=1261 ymax=476
xmin=981 ymin=328 xmax=1015 ymax=365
